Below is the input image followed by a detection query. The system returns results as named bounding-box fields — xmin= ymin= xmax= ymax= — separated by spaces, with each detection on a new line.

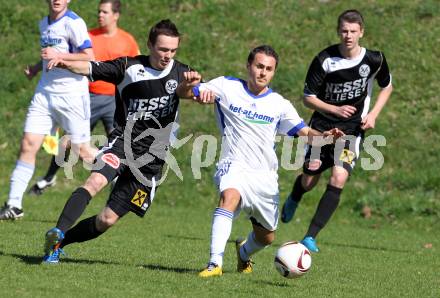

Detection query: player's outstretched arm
xmin=297 ymin=127 xmax=345 ymax=146
xmin=176 ymin=70 xmax=213 ymax=103
xmin=176 ymin=71 xmax=217 ymax=103
xmin=46 ymin=59 xmax=91 ymax=76
xmin=41 ymin=47 xmax=94 ymax=62
xmin=195 ymin=89 xmax=217 ymax=104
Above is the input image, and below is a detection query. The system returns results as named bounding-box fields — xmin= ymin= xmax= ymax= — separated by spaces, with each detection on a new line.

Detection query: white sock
xmin=239 ymin=231 xmax=267 ymax=261
xmin=209 ymin=207 xmax=233 ymax=267
xmin=8 ymin=160 xmax=35 ymax=209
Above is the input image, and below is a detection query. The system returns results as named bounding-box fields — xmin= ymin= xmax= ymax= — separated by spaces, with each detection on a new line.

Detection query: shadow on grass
xmin=24 ymin=219 xmax=57 ymax=224
xmin=164 ymin=234 xmax=235 ymax=243
xmin=164 ymin=234 xmax=205 ymax=241
xmin=252 ymin=280 xmax=294 ymax=287
xmin=140 ymin=263 xmax=198 ymax=274
xmin=0 ymin=251 xmax=122 ymax=266
xmin=321 ymin=241 xmax=412 ymax=253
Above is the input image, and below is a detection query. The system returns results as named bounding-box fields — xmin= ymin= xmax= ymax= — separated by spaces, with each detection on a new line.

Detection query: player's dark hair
xmin=247 ymin=45 xmax=279 ymax=68
xmin=148 ymin=19 xmax=180 ymax=46
xmin=100 ymin=0 xmax=121 ymax=13
xmin=337 ymin=9 xmax=364 ymax=31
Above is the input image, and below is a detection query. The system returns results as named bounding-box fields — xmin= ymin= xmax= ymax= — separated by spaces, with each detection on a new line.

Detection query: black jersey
xmin=304 ymin=44 xmax=391 ymax=124
xmin=89 ymin=56 xmax=190 ymax=158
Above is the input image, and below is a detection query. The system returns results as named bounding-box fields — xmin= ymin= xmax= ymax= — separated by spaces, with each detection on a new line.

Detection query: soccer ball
xmin=274 ymin=241 xmax=312 ymax=278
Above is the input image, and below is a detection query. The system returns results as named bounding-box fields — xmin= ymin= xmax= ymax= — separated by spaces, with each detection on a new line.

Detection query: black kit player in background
xmin=281 ymin=9 xmax=393 ymax=252
xmin=41 ymin=19 xmax=204 ymax=263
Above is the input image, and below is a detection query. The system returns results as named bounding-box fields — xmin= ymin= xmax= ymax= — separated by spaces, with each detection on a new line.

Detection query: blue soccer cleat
xmin=281 ymin=194 xmax=298 ymax=223
xmin=301 ymin=236 xmax=319 ymax=253
xmin=42 ymin=227 xmax=65 ymax=264
xmin=42 ymin=246 xmax=65 ymax=264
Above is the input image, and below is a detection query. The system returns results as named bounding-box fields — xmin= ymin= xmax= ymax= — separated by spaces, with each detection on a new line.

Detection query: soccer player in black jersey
xmin=281 ymin=10 xmax=393 ymax=252
xmin=41 ymin=19 xmax=202 ymax=263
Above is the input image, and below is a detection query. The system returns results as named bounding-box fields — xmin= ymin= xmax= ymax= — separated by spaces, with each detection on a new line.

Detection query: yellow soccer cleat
xmin=235 ymin=238 xmax=253 ymax=273
xmin=198 ymin=262 xmax=223 ymax=277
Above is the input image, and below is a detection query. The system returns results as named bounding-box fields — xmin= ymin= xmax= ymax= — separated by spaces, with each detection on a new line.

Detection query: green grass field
xmin=0 ymin=0 xmax=439 ymax=297
xmin=0 ymin=195 xmax=438 ymax=297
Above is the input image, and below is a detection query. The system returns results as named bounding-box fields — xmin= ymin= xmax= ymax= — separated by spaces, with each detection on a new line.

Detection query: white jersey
xmin=197 ymin=76 xmax=307 ymax=171
xmin=37 ymin=10 xmax=91 ymax=94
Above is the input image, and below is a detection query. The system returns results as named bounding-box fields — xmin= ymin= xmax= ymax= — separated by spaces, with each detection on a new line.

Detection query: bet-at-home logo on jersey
xmin=40 ymin=36 xmax=62 ymax=47
xmin=165 ymin=79 xmax=178 ymax=94
xmin=229 ymin=104 xmax=274 ymax=125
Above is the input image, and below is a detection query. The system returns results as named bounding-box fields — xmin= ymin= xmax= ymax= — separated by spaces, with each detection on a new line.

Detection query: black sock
xmin=306 ymin=184 xmax=342 ymax=238
xmin=60 ymin=215 xmax=103 ymax=248
xmin=44 ymin=148 xmax=69 ymax=182
xmin=56 ymin=187 xmax=92 ymax=233
xmin=290 ymin=174 xmax=308 ymax=203
xmin=44 ymin=156 xmax=61 ymax=182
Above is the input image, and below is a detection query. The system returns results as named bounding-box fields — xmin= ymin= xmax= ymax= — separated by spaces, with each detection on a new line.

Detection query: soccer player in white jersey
xmin=0 ymin=0 xmax=95 ymax=220
xmin=179 ymin=45 xmax=342 ymax=277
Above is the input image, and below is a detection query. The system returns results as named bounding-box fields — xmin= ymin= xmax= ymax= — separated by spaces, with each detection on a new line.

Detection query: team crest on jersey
xmin=359 ymin=64 xmax=370 ymax=78
xmin=165 ymin=79 xmax=178 ymax=94
xmin=101 ymin=153 xmax=120 ymax=169
xmin=131 ymin=189 xmax=149 ymax=210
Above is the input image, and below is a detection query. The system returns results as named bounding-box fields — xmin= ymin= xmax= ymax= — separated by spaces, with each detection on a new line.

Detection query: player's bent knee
xmin=219 ymin=189 xmax=241 ymax=211
xmin=256 ymin=234 xmax=274 ymax=246
xmin=264 ymin=236 xmax=275 ymax=246
xmin=96 ymin=215 xmax=116 ymax=231
xmin=254 ymin=228 xmax=275 ymax=246
xmin=83 ymin=173 xmax=108 ymax=196
xmin=20 ymin=137 xmax=40 ymax=155
xmin=96 ymin=210 xmax=119 ymax=231
xmin=329 ymin=174 xmax=348 ymax=188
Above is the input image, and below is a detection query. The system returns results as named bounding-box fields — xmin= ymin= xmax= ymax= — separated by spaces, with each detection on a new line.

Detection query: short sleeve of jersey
xmin=278 ymin=99 xmax=307 ymax=136
xmin=89 ymin=57 xmax=127 ymax=85
xmin=194 ymin=76 xmax=226 ymax=102
xmin=304 ymin=56 xmax=326 ymax=97
xmin=375 ymin=52 xmax=392 ymax=88
xmin=67 ymin=17 xmax=92 ymax=50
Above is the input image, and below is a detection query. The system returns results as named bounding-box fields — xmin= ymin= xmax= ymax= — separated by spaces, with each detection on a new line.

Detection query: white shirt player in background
xmin=0 ymin=0 xmax=95 ymax=220
xmin=179 ymin=45 xmax=343 ymax=277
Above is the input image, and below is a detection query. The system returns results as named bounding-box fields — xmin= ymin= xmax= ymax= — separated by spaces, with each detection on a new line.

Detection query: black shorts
xmin=303 ymin=137 xmax=362 ymax=175
xmin=303 ymin=114 xmax=364 ymax=175
xmin=92 ymin=136 xmax=162 ymax=217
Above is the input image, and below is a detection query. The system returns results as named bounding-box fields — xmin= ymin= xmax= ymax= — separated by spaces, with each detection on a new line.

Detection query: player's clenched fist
xmin=183 ymin=71 xmax=202 ymax=86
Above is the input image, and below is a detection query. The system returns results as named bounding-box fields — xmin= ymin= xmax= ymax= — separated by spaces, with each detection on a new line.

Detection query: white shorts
xmin=214 ymin=161 xmax=279 ymax=231
xmin=24 ymin=91 xmax=91 ymax=144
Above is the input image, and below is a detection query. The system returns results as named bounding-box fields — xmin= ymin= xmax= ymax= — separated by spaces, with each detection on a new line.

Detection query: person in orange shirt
xmin=89 ymin=0 xmax=140 ymax=136
xmin=29 ymin=0 xmax=140 ymax=195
